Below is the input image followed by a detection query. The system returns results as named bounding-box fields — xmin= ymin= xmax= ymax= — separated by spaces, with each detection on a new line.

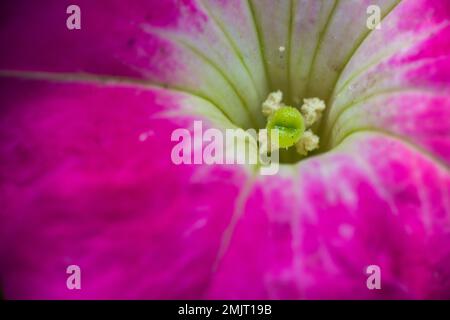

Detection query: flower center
xmin=266 ymin=106 xmax=304 ymax=149
xmin=260 ymin=91 xmax=326 ymax=163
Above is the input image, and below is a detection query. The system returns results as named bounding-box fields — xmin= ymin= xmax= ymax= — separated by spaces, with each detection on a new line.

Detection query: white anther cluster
xmin=295 ymin=97 xmax=326 ymax=155
xmin=300 ymin=98 xmax=326 ymax=127
xmin=295 ymin=129 xmax=319 ymax=156
xmin=262 ymin=90 xmax=284 ymax=117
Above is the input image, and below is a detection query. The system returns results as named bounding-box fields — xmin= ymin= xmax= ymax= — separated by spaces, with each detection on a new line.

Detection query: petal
xmin=0 ymin=77 xmax=253 ymax=298
xmin=247 ymin=0 xmax=400 ymax=103
xmin=0 ymin=0 xmax=267 ymax=128
xmin=324 ymin=0 xmax=450 ymax=163
xmin=207 ymin=133 xmax=450 ymax=299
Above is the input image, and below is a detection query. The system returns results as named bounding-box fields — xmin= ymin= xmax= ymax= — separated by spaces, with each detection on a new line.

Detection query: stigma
xmin=262 ymin=91 xmax=326 ymax=156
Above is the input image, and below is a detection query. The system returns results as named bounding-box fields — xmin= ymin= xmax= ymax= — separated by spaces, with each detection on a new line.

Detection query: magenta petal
xmin=0 ymin=78 xmax=252 ymax=299
xmin=0 ymin=0 xmax=202 ymax=77
xmin=207 ymin=133 xmax=450 ymax=299
xmin=0 ymin=0 xmax=264 ymax=128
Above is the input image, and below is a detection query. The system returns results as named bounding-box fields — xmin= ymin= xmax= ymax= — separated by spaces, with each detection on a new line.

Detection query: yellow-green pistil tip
xmin=266 ymin=106 xmax=305 ymax=149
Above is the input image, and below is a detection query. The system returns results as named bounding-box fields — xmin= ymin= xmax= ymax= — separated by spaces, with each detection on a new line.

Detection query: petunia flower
xmin=0 ymin=0 xmax=449 ymax=299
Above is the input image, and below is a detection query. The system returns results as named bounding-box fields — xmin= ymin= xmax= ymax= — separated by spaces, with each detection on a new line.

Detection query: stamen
xmin=262 ymin=90 xmax=284 ymax=117
xmin=295 ymin=129 xmax=320 ymax=156
xmin=300 ymin=97 xmax=326 ymax=127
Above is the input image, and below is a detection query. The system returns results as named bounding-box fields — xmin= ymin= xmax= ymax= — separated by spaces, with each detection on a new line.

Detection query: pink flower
xmin=0 ymin=0 xmax=449 ymax=299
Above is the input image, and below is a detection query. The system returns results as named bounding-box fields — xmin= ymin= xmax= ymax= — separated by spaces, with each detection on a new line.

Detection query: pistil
xmin=261 ymin=91 xmax=326 ymax=156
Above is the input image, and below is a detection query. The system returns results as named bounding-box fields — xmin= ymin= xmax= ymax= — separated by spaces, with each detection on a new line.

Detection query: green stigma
xmin=266 ymin=106 xmax=305 ymax=149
